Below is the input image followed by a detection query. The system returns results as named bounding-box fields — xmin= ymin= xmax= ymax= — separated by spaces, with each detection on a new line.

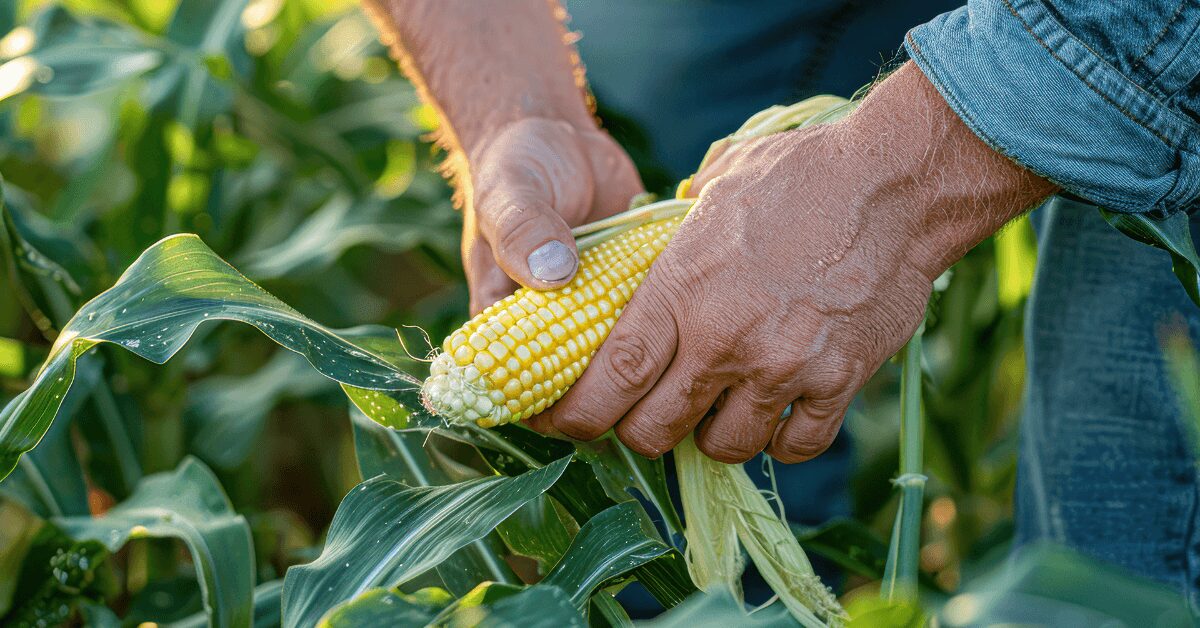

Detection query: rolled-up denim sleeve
xmin=905 ymin=0 xmax=1200 ymax=216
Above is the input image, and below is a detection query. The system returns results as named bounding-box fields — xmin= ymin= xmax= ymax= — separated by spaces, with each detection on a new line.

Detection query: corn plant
xmin=2 ymin=2 xmax=1196 ymax=627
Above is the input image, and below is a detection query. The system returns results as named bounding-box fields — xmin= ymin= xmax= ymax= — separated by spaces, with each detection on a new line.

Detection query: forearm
xmin=362 ymin=0 xmax=594 ymax=158
xmin=836 ymin=62 xmax=1059 ymax=280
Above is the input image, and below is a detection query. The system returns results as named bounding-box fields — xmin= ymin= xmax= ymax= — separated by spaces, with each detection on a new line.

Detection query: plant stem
xmin=881 ymin=324 xmax=926 ymax=603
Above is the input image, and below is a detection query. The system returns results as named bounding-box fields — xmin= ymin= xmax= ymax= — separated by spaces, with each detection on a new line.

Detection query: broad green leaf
xmin=542 ymin=502 xmax=669 ymax=609
xmin=0 ymin=184 xmax=82 ymax=333
xmin=437 ymin=583 xmax=585 ymax=628
xmin=350 ymin=409 xmax=518 ymax=591
xmin=55 ymin=457 xmax=253 ymax=628
xmin=1101 ymin=209 xmax=1200 ymax=307
xmin=188 ymin=350 xmax=334 ymax=469
xmin=637 ymin=589 xmax=793 ymax=628
xmin=145 ymin=0 xmax=250 ymax=126
xmin=281 ymin=456 xmax=572 ymax=627
xmin=476 ymin=426 xmax=698 ymax=609
xmin=1 ymin=187 xmax=142 ymax=499
xmin=591 ymin=591 xmax=635 ymax=628
xmin=0 ymin=233 xmax=437 ymax=481
xmin=0 ymin=359 xmax=91 ymax=518
xmin=939 ymin=544 xmax=1190 ymax=626
xmin=319 ymin=587 xmax=450 ymax=627
xmin=577 ymin=436 xmax=683 ymax=540
xmin=351 ymin=406 xmax=449 ymax=486
xmin=494 ymin=494 xmax=572 ymax=572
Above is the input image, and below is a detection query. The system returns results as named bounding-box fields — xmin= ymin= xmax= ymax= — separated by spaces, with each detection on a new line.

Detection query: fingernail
xmin=528 ymin=240 xmax=577 ymax=282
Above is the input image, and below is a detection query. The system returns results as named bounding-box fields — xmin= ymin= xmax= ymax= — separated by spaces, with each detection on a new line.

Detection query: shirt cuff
xmin=905 ymin=0 xmax=1200 ymax=216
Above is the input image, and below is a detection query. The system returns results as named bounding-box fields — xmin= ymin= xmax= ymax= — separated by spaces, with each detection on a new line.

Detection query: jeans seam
xmin=1001 ymin=0 xmax=1185 ymax=150
xmin=1131 ymin=0 xmax=1189 ymax=75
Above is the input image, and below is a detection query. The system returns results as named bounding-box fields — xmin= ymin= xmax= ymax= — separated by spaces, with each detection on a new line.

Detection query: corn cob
xmin=422 ymin=213 xmax=684 ymax=427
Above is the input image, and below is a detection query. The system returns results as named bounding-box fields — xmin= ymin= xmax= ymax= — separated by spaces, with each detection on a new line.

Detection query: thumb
xmin=474 ymin=188 xmax=581 ymax=291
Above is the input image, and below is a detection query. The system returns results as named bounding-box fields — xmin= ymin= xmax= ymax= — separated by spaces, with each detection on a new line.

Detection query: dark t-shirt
xmin=565 ymin=0 xmax=964 ymax=179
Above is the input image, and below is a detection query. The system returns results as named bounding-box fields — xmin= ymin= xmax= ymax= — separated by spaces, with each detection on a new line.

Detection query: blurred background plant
xmin=0 ymin=1 xmax=1192 ymax=626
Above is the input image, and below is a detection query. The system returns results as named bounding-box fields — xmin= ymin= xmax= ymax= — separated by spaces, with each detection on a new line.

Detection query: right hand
xmin=463 ymin=117 xmax=643 ymax=314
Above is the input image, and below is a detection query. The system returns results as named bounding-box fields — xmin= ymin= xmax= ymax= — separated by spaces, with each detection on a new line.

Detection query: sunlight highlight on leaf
xmin=0 ymin=234 xmax=437 ymax=481
xmin=281 ymin=456 xmax=571 ymax=627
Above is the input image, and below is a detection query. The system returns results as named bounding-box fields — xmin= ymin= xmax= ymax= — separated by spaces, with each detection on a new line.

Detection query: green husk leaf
xmin=676 ymin=435 xmax=844 ymax=628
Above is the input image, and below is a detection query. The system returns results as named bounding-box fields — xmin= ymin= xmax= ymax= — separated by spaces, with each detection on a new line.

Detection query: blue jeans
xmin=1019 ymin=196 xmax=1200 ymax=604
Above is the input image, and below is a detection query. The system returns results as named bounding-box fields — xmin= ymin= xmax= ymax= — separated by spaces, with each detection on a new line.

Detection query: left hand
xmin=535 ymin=62 xmax=1055 ymax=463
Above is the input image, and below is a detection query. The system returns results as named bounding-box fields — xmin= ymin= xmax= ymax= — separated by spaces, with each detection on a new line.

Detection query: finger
xmin=581 ymin=132 xmax=645 ymax=220
xmin=613 ymin=354 xmax=725 ymax=458
xmin=693 ymin=383 xmax=792 ymax=464
xmin=473 ymin=152 xmax=585 ymax=291
xmin=524 ymin=413 xmax=563 ymax=438
xmin=689 ymin=139 xmax=737 ymax=194
xmin=767 ymin=395 xmax=851 ymax=464
xmin=463 ymin=231 xmax=518 ymax=316
xmin=544 ymin=288 xmax=679 ymax=441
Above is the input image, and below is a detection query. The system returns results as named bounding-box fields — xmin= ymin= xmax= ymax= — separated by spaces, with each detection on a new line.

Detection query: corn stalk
xmin=881 ymin=323 xmax=927 ymax=602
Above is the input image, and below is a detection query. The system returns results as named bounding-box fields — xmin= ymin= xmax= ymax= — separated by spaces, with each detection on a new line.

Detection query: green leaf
xmin=1100 ymin=209 xmax=1200 ymax=307
xmin=318 ymin=587 xmax=444 ymax=627
xmin=542 ymin=502 xmax=669 ymax=609
xmin=0 ymin=234 xmax=435 ymax=481
xmin=0 ymin=360 xmax=93 ymax=518
xmin=494 ymin=494 xmax=572 ymax=572
xmin=281 ymin=456 xmax=571 ymax=627
xmin=147 ymin=0 xmax=250 ymax=126
xmin=577 ymin=436 xmax=683 ymax=541
xmin=54 ymin=457 xmax=253 ymax=628
xmin=238 ymin=194 xmax=457 ymax=279
xmin=350 ymin=408 xmax=449 ymax=486
xmin=476 ymin=426 xmax=698 ymax=609
xmin=351 ymin=409 xmax=518 ymax=592
xmin=435 ymin=582 xmax=585 ymax=628
xmin=636 ymin=589 xmax=793 ymax=628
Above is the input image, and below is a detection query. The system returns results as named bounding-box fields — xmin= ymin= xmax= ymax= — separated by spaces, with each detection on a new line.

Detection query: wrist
xmin=835 ymin=62 xmax=1057 ymax=281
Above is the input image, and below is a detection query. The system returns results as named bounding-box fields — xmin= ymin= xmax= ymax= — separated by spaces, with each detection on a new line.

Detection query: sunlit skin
xmin=365 ymin=1 xmax=1057 ymax=463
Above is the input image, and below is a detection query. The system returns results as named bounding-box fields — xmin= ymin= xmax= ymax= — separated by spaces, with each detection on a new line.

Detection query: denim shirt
xmin=906 ymin=0 xmax=1200 ymax=217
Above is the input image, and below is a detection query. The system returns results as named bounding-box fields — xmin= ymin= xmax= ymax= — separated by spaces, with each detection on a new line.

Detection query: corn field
xmin=0 ymin=1 xmax=1196 ymax=627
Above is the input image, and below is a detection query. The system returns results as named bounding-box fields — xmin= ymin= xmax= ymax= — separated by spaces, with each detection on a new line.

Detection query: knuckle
xmin=601 ymin=333 xmax=660 ymax=392
xmin=696 ymin=431 xmax=758 ymax=464
xmin=490 ymin=203 xmax=548 ymax=253
xmin=552 ymin=412 xmax=609 ymax=441
xmin=804 ymin=395 xmax=850 ymax=422
xmin=771 ymin=430 xmax=834 ymax=463
xmin=750 ymin=374 xmax=793 ymax=407
xmin=805 ymin=353 xmax=860 ymax=399
xmin=615 ymin=422 xmax=670 ymax=459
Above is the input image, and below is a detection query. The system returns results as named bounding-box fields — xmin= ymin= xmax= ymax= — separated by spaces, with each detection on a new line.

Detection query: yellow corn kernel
xmin=421 ymin=215 xmax=683 ymax=426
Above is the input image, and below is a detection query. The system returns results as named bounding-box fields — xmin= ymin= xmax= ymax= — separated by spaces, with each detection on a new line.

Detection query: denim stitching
xmin=1130 ymin=0 xmax=1189 ymax=75
xmin=1002 ymin=0 xmax=1183 ymax=150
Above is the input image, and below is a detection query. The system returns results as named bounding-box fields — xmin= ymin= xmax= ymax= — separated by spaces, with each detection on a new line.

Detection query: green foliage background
xmin=2 ymin=0 xmax=1186 ymax=626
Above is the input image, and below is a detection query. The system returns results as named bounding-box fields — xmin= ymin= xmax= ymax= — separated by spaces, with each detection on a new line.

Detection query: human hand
xmin=538 ymin=63 xmax=1055 ymax=463
xmin=463 ymin=118 xmax=643 ymax=314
